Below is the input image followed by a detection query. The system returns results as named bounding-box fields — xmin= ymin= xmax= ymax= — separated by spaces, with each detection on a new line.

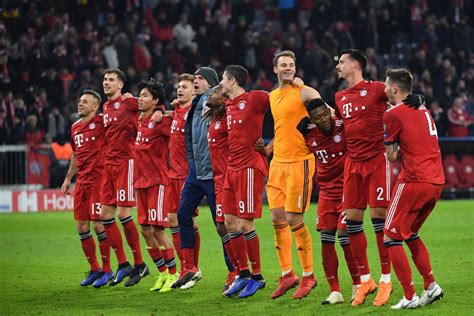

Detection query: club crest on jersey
xmin=360 ymin=89 xmax=368 ymax=97
xmin=334 ymin=134 xmax=342 ymax=143
xmin=215 ymin=121 xmax=221 ymax=129
xmin=239 ymin=101 xmax=246 ymax=110
xmin=114 ymin=102 xmax=120 ymax=109
xmin=148 ymin=122 xmax=155 ymax=128
xmin=89 ymin=123 xmax=96 ymax=129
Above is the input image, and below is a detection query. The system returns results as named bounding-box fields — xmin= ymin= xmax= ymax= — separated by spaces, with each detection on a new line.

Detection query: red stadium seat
xmin=443 ymin=155 xmax=462 ymax=189
xmin=458 ymin=155 xmax=474 ymax=189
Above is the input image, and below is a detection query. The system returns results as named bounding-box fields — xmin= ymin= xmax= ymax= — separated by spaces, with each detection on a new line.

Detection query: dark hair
xmin=340 ymin=49 xmax=367 ymax=70
xmin=137 ymin=78 xmax=166 ymax=103
xmin=306 ymin=98 xmax=327 ymax=113
xmin=103 ymin=68 xmax=126 ymax=83
xmin=179 ymin=73 xmax=194 ymax=83
xmin=386 ymin=68 xmax=413 ymax=93
xmin=204 ymin=86 xmax=226 ymax=121
xmin=82 ymin=89 xmax=101 ymax=104
xmin=224 ymin=65 xmax=248 ymax=87
xmin=273 ymin=50 xmax=296 ymax=67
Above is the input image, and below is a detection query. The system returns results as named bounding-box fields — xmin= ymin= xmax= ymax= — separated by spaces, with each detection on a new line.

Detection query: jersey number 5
xmin=424 ymin=112 xmax=438 ymax=138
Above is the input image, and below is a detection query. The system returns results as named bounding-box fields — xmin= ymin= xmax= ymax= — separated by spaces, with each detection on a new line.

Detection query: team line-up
xmin=61 ymin=48 xmax=445 ymax=310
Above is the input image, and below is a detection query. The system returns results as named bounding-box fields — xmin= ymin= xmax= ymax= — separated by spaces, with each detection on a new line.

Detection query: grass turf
xmin=1 ymin=200 xmax=473 ymax=315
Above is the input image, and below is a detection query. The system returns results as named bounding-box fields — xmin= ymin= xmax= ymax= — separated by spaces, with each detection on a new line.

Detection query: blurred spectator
xmin=448 ymin=97 xmax=473 ymax=137
xmin=25 ymin=115 xmax=44 ymax=145
xmin=172 ymin=14 xmax=197 ymax=51
xmin=46 ymin=107 xmax=66 ymax=143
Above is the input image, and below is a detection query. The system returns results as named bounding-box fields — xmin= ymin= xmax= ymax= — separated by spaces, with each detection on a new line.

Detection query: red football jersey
xmin=71 ymin=114 xmax=105 ymax=184
xmin=208 ymin=116 xmax=229 ymax=193
xmin=168 ymin=105 xmax=190 ymax=179
xmin=335 ymin=80 xmax=388 ymax=161
xmin=384 ymin=104 xmax=445 ymax=184
xmin=225 ymin=91 xmax=269 ymax=175
xmin=134 ymin=114 xmax=172 ymax=189
xmin=304 ymin=119 xmax=346 ymax=200
xmin=103 ymin=96 xmax=139 ymax=165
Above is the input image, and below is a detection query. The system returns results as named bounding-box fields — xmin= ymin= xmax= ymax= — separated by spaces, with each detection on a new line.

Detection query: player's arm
xmin=385 ymin=143 xmax=399 ymax=162
xmin=61 ymin=152 xmax=77 ymax=195
xmin=301 ymin=87 xmax=336 ymax=116
xmin=255 ymin=138 xmax=273 ymax=157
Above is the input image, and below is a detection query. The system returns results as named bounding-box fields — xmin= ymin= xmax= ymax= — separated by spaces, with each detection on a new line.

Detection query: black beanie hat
xmin=194 ymin=67 xmax=219 ymax=87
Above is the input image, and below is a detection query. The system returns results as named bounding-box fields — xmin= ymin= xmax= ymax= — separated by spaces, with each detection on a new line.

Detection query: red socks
xmin=96 ymin=230 xmax=111 ymax=273
xmin=194 ymin=226 xmax=200 ymax=268
xmin=80 ymin=231 xmax=100 ymax=271
xmin=161 ymin=248 xmax=177 ymax=274
xmin=147 ymin=247 xmax=167 ymax=272
xmin=170 ymin=226 xmax=182 ymax=262
xmin=346 ymin=220 xmax=370 ymax=275
xmin=372 ymin=218 xmax=391 ymax=274
xmin=222 ymin=234 xmax=239 ymax=270
xmin=339 ymin=235 xmax=361 ymax=285
xmin=182 ymin=248 xmax=196 ymax=271
xmin=120 ymin=216 xmax=143 ymax=266
xmin=386 ymin=240 xmax=416 ymax=299
xmin=244 ymin=230 xmax=261 ymax=275
xmin=406 ymin=235 xmax=435 ymax=289
xmin=321 ymin=236 xmax=340 ymax=292
xmin=102 ymin=218 xmax=127 ymax=265
xmin=229 ymin=231 xmax=249 ymax=272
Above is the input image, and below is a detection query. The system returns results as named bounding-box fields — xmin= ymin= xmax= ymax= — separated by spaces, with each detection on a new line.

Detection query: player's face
xmin=219 ymin=72 xmax=233 ymax=96
xmin=274 ymin=56 xmax=296 ymax=83
xmin=207 ymin=85 xmax=227 ymax=108
xmin=384 ymin=78 xmax=397 ymax=104
xmin=309 ymin=106 xmax=332 ymax=133
xmin=138 ymin=87 xmax=157 ymax=112
xmin=336 ymin=54 xmax=353 ymax=80
xmin=177 ymin=80 xmax=194 ymax=104
xmin=193 ymin=74 xmax=211 ymax=95
xmin=77 ymin=94 xmax=98 ymax=118
xmin=103 ymin=73 xmax=123 ymax=97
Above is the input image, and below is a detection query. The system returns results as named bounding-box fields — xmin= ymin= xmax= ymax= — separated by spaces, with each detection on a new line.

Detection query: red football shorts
xmin=342 ymin=152 xmax=391 ymax=210
xmin=384 ymin=182 xmax=443 ymax=240
xmin=222 ymin=168 xmax=265 ymax=219
xmin=74 ymin=182 xmax=102 ymax=221
xmin=316 ymin=197 xmax=347 ymax=231
xmin=165 ymin=178 xmax=199 ymax=217
xmin=100 ymin=159 xmax=136 ymax=207
xmin=137 ymin=184 xmax=168 ymax=227
xmin=215 ymin=191 xmax=225 ymax=223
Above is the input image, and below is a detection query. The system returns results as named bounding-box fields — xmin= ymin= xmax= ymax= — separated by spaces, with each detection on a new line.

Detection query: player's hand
xmin=297 ymin=116 xmax=310 ymax=136
xmin=255 ymin=138 xmax=265 ymax=154
xmin=171 ymin=99 xmax=180 ymax=108
xmin=61 ymin=180 xmax=70 ymax=195
xmin=292 ymin=77 xmax=304 ymax=87
xmin=122 ymin=92 xmax=134 ymax=100
xmin=403 ymin=94 xmax=425 ymax=109
xmin=151 ymin=110 xmax=164 ymax=123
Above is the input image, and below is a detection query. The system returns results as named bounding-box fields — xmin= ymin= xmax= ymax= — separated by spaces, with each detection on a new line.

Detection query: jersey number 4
xmin=424 ymin=112 xmax=438 ymax=138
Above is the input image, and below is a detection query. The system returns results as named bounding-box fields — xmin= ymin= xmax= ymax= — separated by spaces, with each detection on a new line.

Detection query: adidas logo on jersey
xmin=390 ymin=228 xmax=397 ymax=234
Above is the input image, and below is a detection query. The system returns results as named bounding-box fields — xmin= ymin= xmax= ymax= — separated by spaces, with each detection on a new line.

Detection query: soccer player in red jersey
xmin=61 ymin=90 xmax=112 ymax=288
xmin=382 ymin=69 xmax=445 ymax=309
xmin=205 ymin=85 xmax=239 ymax=292
xmin=219 ymin=65 xmax=268 ymax=298
xmin=297 ymin=98 xmax=361 ymax=304
xmin=166 ymin=73 xmax=201 ymax=280
xmin=134 ymin=79 xmax=178 ymax=293
xmin=334 ymin=49 xmax=393 ymax=306
xmin=100 ymin=68 xmax=148 ymax=287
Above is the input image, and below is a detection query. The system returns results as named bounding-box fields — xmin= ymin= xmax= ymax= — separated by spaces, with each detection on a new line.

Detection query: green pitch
xmin=1 ymin=200 xmax=473 ymax=315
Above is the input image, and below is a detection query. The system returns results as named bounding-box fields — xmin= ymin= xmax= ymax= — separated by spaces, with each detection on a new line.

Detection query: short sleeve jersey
xmin=304 ymin=119 xmax=346 ymax=200
xmin=335 ymin=80 xmax=388 ymax=161
xmin=384 ymin=104 xmax=445 ymax=184
xmin=134 ymin=115 xmax=172 ymax=189
xmin=208 ymin=116 xmax=229 ymax=193
xmin=102 ymin=96 xmax=139 ymax=165
xmin=71 ymin=114 xmax=105 ymax=184
xmin=225 ymin=90 xmax=269 ymax=175
xmin=168 ymin=105 xmax=190 ymax=179
xmin=269 ymin=85 xmax=314 ymax=162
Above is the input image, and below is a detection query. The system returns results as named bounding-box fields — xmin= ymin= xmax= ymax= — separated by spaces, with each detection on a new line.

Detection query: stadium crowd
xmin=0 ymin=0 xmax=473 ymax=145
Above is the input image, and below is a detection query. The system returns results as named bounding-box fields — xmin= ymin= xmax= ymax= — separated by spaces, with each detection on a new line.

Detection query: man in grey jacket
xmin=172 ymin=67 xmax=233 ymax=289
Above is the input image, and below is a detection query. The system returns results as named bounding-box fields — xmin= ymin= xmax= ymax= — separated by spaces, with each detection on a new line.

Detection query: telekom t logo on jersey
xmin=74 ymin=134 xmax=84 ymax=148
xmin=315 ymin=150 xmax=329 ymax=163
xmin=342 ymin=102 xmax=352 ymax=118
